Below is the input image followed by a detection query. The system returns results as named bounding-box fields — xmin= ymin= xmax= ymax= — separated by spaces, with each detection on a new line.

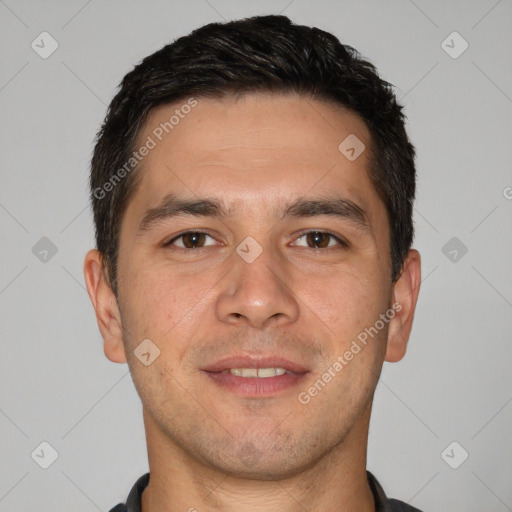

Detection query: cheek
xmin=120 ymin=261 xmax=216 ymax=361
xmin=118 ymin=263 xmax=182 ymax=341
xmin=297 ymin=265 xmax=388 ymax=338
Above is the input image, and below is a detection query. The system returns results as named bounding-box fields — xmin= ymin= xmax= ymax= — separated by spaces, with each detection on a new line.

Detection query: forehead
xmin=125 ymin=92 xmax=385 ymax=231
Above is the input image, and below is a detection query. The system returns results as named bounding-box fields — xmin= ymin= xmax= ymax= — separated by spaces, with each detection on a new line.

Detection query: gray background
xmin=1 ymin=0 xmax=511 ymax=510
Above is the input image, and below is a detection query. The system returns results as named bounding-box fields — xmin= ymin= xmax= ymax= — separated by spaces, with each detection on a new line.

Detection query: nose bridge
xmin=215 ymin=238 xmax=300 ymax=328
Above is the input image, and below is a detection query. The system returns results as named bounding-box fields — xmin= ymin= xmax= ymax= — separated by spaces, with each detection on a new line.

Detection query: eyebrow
xmin=136 ymin=193 xmax=371 ymax=234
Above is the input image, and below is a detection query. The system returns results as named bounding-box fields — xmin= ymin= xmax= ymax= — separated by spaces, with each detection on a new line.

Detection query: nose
xmin=215 ymin=244 xmax=300 ymax=329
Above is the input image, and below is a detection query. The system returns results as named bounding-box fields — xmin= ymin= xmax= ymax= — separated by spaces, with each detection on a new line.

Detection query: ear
xmin=385 ymin=249 xmax=421 ymax=362
xmin=83 ymin=249 xmax=127 ymax=363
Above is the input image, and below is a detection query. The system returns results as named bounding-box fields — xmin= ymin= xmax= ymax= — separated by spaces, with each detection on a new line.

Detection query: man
xmin=84 ymin=15 xmax=422 ymax=512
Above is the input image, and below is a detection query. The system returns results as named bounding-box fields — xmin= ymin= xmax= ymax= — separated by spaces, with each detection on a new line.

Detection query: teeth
xmin=257 ymin=367 xmax=286 ymax=378
xmin=229 ymin=367 xmax=287 ymax=378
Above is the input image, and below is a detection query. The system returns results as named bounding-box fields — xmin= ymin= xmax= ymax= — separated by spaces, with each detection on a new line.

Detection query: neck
xmin=141 ymin=407 xmax=375 ymax=512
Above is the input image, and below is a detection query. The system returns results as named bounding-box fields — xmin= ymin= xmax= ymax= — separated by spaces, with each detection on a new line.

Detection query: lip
xmin=200 ymin=355 xmax=309 ymax=398
xmin=200 ymin=355 xmax=309 ymax=374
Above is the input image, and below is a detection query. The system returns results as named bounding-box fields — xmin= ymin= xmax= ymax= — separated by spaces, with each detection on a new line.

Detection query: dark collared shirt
xmin=108 ymin=471 xmax=423 ymax=511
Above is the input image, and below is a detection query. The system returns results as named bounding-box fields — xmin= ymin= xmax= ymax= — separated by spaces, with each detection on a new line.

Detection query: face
xmin=86 ymin=92 xmax=418 ymax=479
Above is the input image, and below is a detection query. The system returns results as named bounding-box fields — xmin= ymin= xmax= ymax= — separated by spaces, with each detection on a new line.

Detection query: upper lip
xmin=201 ymin=355 xmax=309 ymax=374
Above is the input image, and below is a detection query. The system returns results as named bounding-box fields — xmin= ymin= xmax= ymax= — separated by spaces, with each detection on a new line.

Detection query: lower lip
xmin=203 ymin=370 xmax=308 ymax=397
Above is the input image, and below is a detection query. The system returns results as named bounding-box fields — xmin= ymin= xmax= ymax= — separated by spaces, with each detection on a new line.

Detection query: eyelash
xmin=295 ymin=230 xmax=348 ymax=249
xmin=164 ymin=230 xmax=348 ymax=250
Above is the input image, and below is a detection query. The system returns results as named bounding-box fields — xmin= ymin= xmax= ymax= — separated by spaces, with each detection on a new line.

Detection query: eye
xmin=293 ymin=230 xmax=347 ymax=249
xmin=165 ymin=231 xmax=218 ymax=249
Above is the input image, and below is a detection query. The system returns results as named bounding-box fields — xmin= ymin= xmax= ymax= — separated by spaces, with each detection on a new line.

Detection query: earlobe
xmin=385 ymin=249 xmax=421 ymax=363
xmin=83 ymin=249 xmax=127 ymax=364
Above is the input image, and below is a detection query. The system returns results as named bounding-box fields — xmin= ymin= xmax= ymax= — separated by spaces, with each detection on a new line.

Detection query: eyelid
xmin=292 ymin=229 xmax=349 ymax=248
xmin=164 ymin=229 xmax=219 ymax=248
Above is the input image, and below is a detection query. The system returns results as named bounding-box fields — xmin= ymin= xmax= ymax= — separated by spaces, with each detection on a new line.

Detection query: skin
xmin=84 ymin=92 xmax=421 ymax=512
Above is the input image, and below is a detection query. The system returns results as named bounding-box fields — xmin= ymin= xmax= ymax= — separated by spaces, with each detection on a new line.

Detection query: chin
xmin=197 ymin=436 xmax=328 ymax=481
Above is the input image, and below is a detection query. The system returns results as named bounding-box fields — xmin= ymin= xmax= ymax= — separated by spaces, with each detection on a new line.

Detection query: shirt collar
xmin=125 ymin=472 xmax=149 ymax=512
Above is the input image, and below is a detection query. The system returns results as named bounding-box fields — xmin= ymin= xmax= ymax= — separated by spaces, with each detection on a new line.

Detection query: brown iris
xmin=181 ymin=232 xmax=207 ymax=248
xmin=306 ymin=231 xmax=331 ymax=248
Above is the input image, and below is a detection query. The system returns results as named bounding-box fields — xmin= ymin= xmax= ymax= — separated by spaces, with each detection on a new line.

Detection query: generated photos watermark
xmin=93 ymin=97 xmax=198 ymax=200
xmin=297 ymin=301 xmax=402 ymax=405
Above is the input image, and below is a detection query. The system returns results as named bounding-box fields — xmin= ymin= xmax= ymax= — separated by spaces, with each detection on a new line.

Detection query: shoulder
xmin=107 ymin=505 xmax=127 ymax=512
xmin=367 ymin=471 xmax=425 ymax=512
xmin=107 ymin=472 xmax=150 ymax=512
xmin=388 ymin=498 xmax=424 ymax=511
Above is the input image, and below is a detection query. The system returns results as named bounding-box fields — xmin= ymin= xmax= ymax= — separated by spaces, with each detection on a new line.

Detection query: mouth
xmin=200 ymin=355 xmax=309 ymax=397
